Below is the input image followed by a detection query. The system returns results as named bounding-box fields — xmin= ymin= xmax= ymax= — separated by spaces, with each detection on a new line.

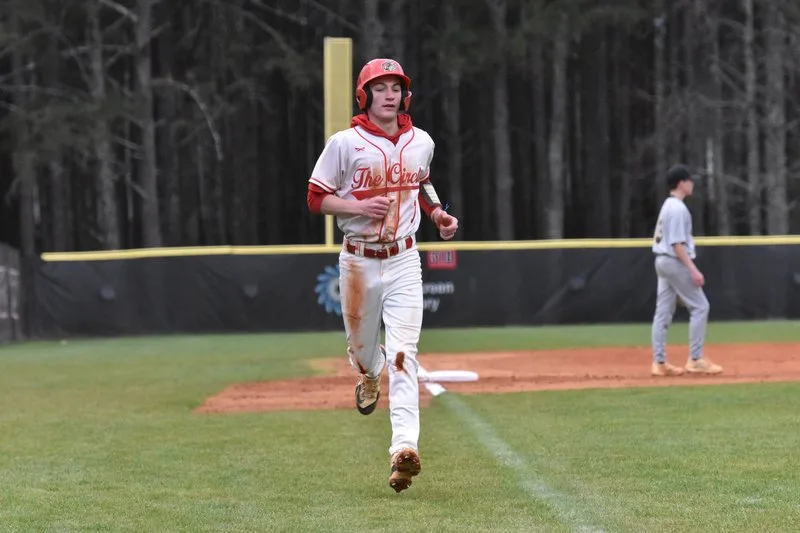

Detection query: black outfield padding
xmin=30 ymin=245 xmax=800 ymax=338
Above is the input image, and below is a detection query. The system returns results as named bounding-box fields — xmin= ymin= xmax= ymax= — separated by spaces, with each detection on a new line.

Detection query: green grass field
xmin=2 ymin=321 xmax=800 ymax=532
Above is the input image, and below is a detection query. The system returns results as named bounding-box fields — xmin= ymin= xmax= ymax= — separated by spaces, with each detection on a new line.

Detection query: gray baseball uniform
xmin=651 ymin=196 xmax=710 ymax=363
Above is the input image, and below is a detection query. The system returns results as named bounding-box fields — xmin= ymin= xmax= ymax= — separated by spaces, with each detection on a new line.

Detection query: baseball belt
xmin=344 ymin=236 xmax=414 ymax=259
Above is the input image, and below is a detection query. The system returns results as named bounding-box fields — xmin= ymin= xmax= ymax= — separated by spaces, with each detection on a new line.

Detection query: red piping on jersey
xmin=309 ymin=177 xmax=335 ymax=193
xmin=354 ymin=127 xmax=391 ymax=240
xmin=391 ymin=128 xmax=415 ymax=240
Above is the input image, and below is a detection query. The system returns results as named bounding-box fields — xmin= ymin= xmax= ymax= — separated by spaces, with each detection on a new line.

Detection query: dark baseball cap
xmin=666 ymin=164 xmax=696 ymax=190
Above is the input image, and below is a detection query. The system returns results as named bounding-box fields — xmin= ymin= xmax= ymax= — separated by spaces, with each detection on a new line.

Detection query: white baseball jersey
xmin=652 ymin=196 xmax=695 ymax=259
xmin=309 ymin=124 xmax=435 ymax=244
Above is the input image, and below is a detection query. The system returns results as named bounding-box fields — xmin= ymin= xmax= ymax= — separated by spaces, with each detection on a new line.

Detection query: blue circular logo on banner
xmin=315 ymin=265 xmax=342 ymax=316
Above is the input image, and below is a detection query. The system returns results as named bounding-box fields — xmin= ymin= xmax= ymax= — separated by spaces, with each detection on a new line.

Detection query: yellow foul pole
xmin=322 ymin=37 xmax=353 ymax=246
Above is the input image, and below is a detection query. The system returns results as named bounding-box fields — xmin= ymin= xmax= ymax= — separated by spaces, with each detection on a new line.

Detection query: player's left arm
xmin=419 ymin=139 xmax=458 ymax=240
xmin=419 ymin=179 xmax=458 ymax=240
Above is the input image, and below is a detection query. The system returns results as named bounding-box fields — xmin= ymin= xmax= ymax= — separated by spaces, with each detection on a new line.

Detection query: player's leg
xmin=381 ymin=248 xmax=424 ymax=492
xmin=658 ymin=257 xmax=722 ymax=374
xmin=651 ymin=257 xmax=683 ymax=376
xmin=339 ymin=252 xmax=386 ymax=414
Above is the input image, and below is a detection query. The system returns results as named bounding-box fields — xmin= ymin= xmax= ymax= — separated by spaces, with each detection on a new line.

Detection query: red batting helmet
xmin=355 ymin=58 xmax=412 ymax=112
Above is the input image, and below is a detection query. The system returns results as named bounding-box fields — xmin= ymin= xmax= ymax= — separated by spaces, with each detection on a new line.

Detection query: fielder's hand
xmin=433 ymin=208 xmax=459 ymax=240
xmin=690 ymin=267 xmax=705 ymax=287
xmin=359 ymin=196 xmax=392 ymax=219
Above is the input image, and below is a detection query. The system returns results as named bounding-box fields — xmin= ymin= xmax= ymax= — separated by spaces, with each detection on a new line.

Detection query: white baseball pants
xmin=338 ymin=245 xmax=424 ymax=456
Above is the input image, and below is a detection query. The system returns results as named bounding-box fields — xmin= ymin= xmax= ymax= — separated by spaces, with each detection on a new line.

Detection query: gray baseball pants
xmin=651 ymin=255 xmax=710 ymax=363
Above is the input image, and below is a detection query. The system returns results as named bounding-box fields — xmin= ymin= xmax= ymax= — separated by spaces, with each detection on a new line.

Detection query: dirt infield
xmin=195 ymin=343 xmax=800 ymax=414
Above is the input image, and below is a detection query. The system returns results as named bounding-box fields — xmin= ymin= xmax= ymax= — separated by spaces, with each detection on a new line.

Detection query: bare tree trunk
xmin=388 ymin=0 xmax=406 ymax=62
xmin=654 ymin=11 xmax=668 ymax=202
xmin=587 ymin=30 xmax=612 ymax=236
xmin=90 ymin=3 xmax=120 ymax=249
xmin=546 ymin=13 xmax=568 ymax=239
xmin=486 ymin=0 xmax=514 ymax=240
xmin=615 ymin=34 xmax=633 ymax=237
xmin=158 ymin=9 xmax=181 ymax=246
xmin=196 ymin=143 xmax=211 ymax=244
xmin=136 ymin=0 xmax=162 ymax=247
xmin=743 ymin=0 xmax=761 ymax=234
xmin=12 ymin=153 xmax=35 ymax=261
xmin=123 ymin=68 xmax=135 ymax=247
xmin=362 ymin=0 xmax=384 ymax=63
xmin=43 ymin=33 xmax=69 ymax=251
xmin=668 ymin=2 xmax=682 ymax=166
xmin=49 ymin=159 xmax=69 ymax=250
xmin=764 ymin=1 xmax=789 ymax=235
xmin=441 ymin=0 xmax=463 ymax=237
xmin=10 ymin=13 xmax=36 ymax=335
xmin=479 ymin=94 xmax=493 ymax=238
xmin=531 ymin=37 xmax=549 ymax=238
xmin=570 ymin=39 xmax=582 ymax=226
xmin=707 ymin=2 xmax=730 ymax=235
xmin=262 ymin=106 xmax=281 ymax=244
xmin=684 ymin=5 xmax=705 ymax=235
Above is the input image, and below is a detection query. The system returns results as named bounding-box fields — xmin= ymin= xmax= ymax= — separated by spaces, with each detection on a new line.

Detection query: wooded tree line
xmin=1 ymin=0 xmax=798 ymax=258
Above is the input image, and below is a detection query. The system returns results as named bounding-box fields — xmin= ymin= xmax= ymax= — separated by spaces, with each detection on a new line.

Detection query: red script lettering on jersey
xmin=352 ymin=165 xmax=420 ymax=188
xmin=352 ymin=167 xmax=384 ymax=189
xmin=387 ymin=163 xmax=421 ymax=186
xmin=351 ymin=165 xmax=421 ymax=200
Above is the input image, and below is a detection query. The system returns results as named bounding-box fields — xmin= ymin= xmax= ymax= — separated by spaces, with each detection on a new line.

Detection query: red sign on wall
xmin=425 ymin=250 xmax=457 ymax=270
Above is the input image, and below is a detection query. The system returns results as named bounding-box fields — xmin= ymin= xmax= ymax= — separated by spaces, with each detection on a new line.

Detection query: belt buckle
xmin=347 ymin=237 xmax=410 ymax=259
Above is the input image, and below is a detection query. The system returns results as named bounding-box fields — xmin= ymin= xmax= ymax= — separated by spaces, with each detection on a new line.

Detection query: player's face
xmin=681 ymin=179 xmax=694 ymax=196
xmin=369 ymin=76 xmax=403 ymax=121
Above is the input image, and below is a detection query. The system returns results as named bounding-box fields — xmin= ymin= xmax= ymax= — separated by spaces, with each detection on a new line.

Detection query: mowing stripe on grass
xmin=441 ymin=393 xmax=607 ymax=533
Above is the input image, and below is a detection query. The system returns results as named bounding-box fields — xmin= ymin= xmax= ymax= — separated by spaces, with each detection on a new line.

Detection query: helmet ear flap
xmin=400 ymin=88 xmax=412 ymax=112
xmin=356 ymin=85 xmax=372 ymax=111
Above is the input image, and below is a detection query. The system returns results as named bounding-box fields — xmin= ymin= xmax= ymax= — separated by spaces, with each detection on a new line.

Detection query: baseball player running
xmin=651 ymin=164 xmax=723 ymax=376
xmin=306 ymin=58 xmax=459 ymax=493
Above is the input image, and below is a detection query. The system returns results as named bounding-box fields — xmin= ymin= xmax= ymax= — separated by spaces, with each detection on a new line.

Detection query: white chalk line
xmin=440 ymin=393 xmax=608 ymax=533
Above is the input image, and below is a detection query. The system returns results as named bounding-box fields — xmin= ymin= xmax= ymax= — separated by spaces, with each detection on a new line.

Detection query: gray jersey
xmin=652 ymin=196 xmax=695 ymax=258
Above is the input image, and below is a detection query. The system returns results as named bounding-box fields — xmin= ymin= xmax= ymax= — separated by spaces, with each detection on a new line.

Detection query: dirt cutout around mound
xmin=196 ymin=343 xmax=800 ymax=414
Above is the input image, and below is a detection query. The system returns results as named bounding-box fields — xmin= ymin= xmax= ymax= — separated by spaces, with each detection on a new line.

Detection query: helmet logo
xmin=381 ymin=61 xmax=397 ymax=72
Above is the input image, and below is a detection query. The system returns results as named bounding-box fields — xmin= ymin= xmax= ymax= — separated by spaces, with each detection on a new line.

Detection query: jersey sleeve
xmin=419 ymin=137 xmax=435 ymax=184
xmin=308 ymin=134 xmax=344 ymax=193
xmin=665 ymin=205 xmax=689 ymax=246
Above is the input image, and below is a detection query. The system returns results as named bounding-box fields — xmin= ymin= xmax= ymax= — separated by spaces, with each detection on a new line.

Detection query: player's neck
xmin=367 ymin=112 xmax=399 ymax=136
xmin=670 ymin=191 xmax=686 ymax=201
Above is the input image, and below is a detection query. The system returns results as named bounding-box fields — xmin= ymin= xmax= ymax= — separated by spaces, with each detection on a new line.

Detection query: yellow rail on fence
xmin=38 ymin=235 xmax=800 ymax=262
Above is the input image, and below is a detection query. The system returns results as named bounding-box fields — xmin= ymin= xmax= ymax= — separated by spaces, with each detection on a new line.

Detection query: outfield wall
xmin=0 ymin=242 xmax=23 ymax=343
xmin=28 ymin=238 xmax=800 ymax=338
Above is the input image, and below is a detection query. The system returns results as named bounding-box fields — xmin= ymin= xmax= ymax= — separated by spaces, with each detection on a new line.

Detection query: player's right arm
xmin=317 ymin=193 xmax=391 ymax=219
xmin=306 ymin=133 xmax=390 ymax=220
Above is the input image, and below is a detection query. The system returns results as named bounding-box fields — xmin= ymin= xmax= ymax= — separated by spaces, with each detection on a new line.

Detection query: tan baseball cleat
xmin=355 ymin=374 xmax=381 ymax=415
xmin=389 ymin=448 xmax=421 ymax=493
xmin=652 ymin=361 xmax=685 ymax=376
xmin=685 ymin=357 xmax=723 ymax=375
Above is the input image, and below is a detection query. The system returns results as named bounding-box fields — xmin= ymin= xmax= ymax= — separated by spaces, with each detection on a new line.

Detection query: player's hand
xmin=433 ymin=209 xmax=458 ymax=240
xmin=690 ymin=268 xmax=705 ymax=287
xmin=359 ymin=196 xmax=391 ymax=219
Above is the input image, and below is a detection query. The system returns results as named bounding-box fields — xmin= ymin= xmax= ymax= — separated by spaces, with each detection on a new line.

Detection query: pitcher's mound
xmin=195 ymin=343 xmax=800 ymax=414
